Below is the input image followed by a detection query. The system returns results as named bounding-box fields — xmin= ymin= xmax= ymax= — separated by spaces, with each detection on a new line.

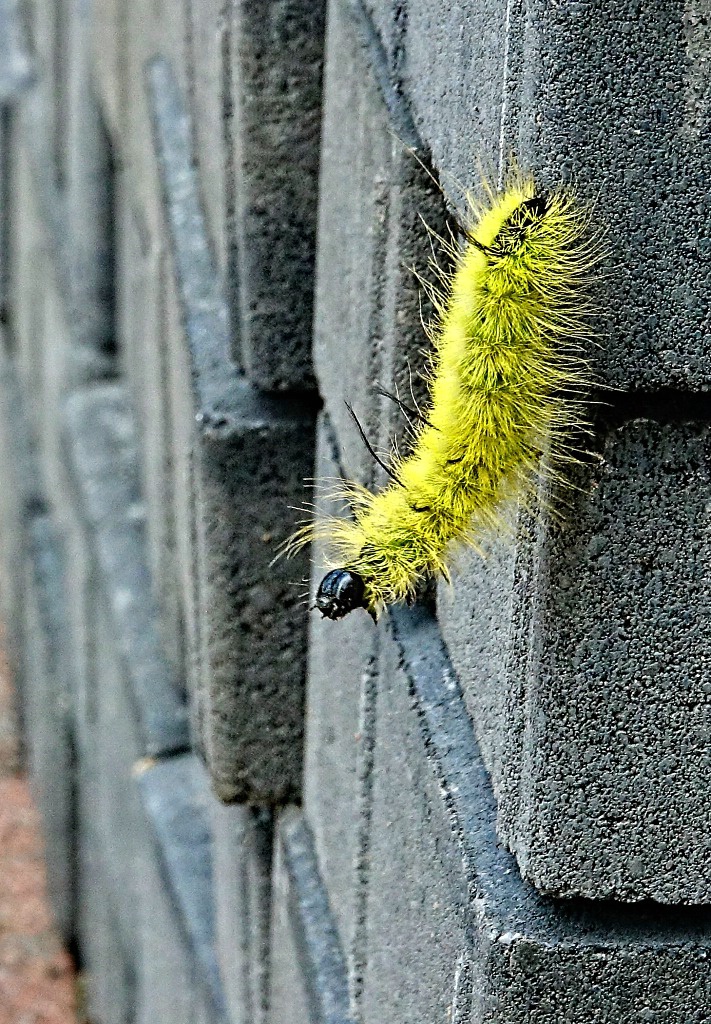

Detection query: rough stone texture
xmin=229 ymin=0 xmax=326 ymax=390
xmin=362 ymin=612 xmax=474 ymax=1024
xmin=380 ymin=605 xmax=711 ymax=1023
xmin=196 ymin=386 xmax=314 ymax=803
xmin=270 ymin=808 xmax=355 ymax=1024
xmin=137 ymin=753 xmax=226 ymax=1022
xmin=4 ymin=0 xmax=711 ymax=1019
xmin=211 ymin=802 xmax=273 ymax=1024
xmin=402 ymin=0 xmax=711 ymax=391
xmin=147 ymin=55 xmax=314 ymax=802
xmin=440 ymin=418 xmax=711 ymax=903
xmin=315 ymin=0 xmax=450 ymax=487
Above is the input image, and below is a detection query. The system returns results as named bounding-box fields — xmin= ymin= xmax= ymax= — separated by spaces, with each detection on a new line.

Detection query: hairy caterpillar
xmin=293 ymin=174 xmax=600 ymax=621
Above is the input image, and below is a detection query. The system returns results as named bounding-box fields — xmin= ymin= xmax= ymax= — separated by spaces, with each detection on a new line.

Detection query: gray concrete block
xmin=63 ymin=383 xmax=190 ymax=756
xmin=443 ymin=418 xmax=711 ymax=903
xmin=371 ymin=605 xmax=711 ymax=1024
xmin=147 ymin=56 xmax=315 ymax=802
xmin=137 ymin=752 xmax=226 ymax=1021
xmin=270 ymin=824 xmax=313 ymax=1024
xmin=22 ymin=514 xmax=76 ymax=946
xmin=211 ymin=802 xmax=272 ymax=1024
xmin=229 ymin=0 xmax=326 ymax=390
xmin=314 ymin=0 xmax=450 ymax=486
xmin=400 ymin=0 xmax=711 ymax=390
xmin=196 ymin=386 xmax=313 ymax=803
xmin=270 ymin=808 xmax=355 ymax=1024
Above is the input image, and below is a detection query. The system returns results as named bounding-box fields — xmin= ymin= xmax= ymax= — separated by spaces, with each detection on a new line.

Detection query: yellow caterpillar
xmin=294 ymin=174 xmax=600 ymax=620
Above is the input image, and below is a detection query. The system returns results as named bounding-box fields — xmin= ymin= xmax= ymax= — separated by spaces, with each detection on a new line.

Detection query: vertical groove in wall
xmin=349 ymin=640 xmax=379 ymax=1019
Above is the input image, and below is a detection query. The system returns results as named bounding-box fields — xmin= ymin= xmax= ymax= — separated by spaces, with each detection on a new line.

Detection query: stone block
xmin=195 ymin=386 xmax=313 ymax=803
xmin=229 ymin=0 xmax=326 ymax=389
xmin=211 ymin=802 xmax=272 ymax=1024
xmin=442 ymin=418 xmax=711 ymax=903
xmin=88 ymin=0 xmax=125 ymax=142
xmin=365 ymin=604 xmax=711 ymax=1023
xmin=147 ymin=55 xmax=315 ymax=802
xmin=399 ymin=0 xmax=711 ymax=390
xmin=136 ymin=834 xmax=208 ymax=1024
xmin=270 ymin=808 xmax=355 ymax=1024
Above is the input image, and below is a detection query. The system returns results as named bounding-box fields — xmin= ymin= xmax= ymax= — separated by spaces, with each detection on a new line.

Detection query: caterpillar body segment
xmin=305 ymin=175 xmax=599 ymax=620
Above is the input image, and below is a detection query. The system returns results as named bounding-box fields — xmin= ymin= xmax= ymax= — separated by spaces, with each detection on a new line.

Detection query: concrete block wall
xmin=0 ymin=0 xmax=709 ymax=1022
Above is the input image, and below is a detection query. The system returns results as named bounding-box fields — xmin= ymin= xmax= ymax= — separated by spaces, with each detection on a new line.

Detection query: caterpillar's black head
xmin=518 ymin=191 xmax=550 ymax=221
xmin=315 ymin=568 xmax=368 ymax=620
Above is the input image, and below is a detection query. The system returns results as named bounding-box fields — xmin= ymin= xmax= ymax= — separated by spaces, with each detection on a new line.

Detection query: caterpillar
xmin=292 ymin=173 xmax=600 ymax=621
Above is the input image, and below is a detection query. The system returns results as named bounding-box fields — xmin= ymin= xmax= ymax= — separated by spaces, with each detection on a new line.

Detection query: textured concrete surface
xmin=137 ymin=753 xmax=226 ymax=1021
xmin=196 ymin=387 xmax=314 ymax=803
xmin=147 ymin=56 xmax=314 ymax=802
xmin=441 ymin=418 xmax=711 ymax=902
xmin=230 ymin=0 xmax=326 ymax=389
xmin=65 ymin=0 xmax=117 ymax=366
xmin=211 ymin=802 xmax=273 ymax=1024
xmin=270 ymin=808 xmax=355 ymax=1024
xmin=400 ymin=0 xmax=711 ymax=391
xmin=385 ymin=605 xmax=711 ymax=1023
xmin=5 ymin=0 xmax=711 ymax=1019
